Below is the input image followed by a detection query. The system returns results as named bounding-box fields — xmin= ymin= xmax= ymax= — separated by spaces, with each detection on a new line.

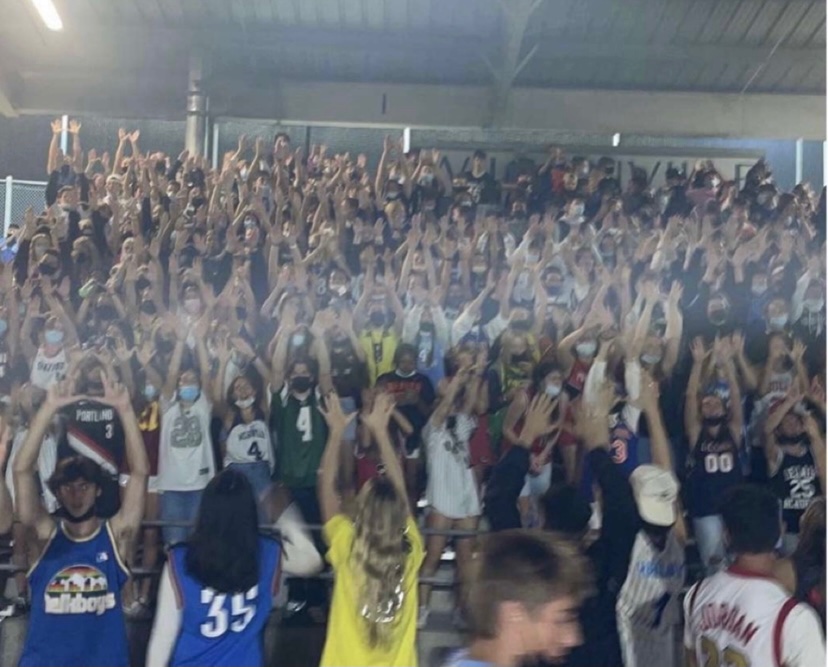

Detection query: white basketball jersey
xmin=684 ymin=567 xmax=825 ymax=667
xmin=157 ymin=392 xmax=216 ymax=492
xmin=29 ymin=346 xmax=67 ymax=390
xmin=616 ymin=529 xmax=685 ymax=667
xmin=224 ymin=418 xmax=273 ymax=470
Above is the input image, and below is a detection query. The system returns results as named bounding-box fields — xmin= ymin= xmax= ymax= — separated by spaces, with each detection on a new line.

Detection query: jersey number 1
xmin=200 ymin=586 xmax=257 ymax=638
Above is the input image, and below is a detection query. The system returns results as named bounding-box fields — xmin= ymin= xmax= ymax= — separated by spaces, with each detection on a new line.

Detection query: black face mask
xmin=512 ymin=351 xmax=533 ymax=364
xmin=39 ymin=262 xmax=59 ymax=277
xmin=140 ymin=300 xmax=157 ymax=315
xmin=369 ymin=311 xmax=386 ymax=328
xmin=157 ymin=338 xmax=175 ymax=355
xmin=59 ymin=502 xmax=97 ymax=524
xmin=97 ymin=305 xmax=117 ymax=321
xmin=546 ymin=284 xmax=562 ymax=296
xmin=703 ymin=415 xmax=727 ymax=428
xmin=777 ymin=434 xmax=804 ymax=446
xmin=290 ymin=376 xmax=312 ymax=394
xmin=512 ymin=320 xmax=533 ymax=333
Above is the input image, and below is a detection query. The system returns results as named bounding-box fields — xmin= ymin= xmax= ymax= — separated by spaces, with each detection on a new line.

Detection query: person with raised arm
xmin=317 ymin=391 xmax=424 ymax=667
xmin=12 ymin=372 xmax=148 ymax=667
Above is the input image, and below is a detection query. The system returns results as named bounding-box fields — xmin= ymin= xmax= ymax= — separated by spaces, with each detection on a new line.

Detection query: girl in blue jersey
xmin=146 ymin=468 xmax=323 ymax=667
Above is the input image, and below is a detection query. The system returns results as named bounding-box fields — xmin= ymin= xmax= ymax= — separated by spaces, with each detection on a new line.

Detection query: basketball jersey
xmin=224 ymin=412 xmax=274 ymax=470
xmin=19 ymin=522 xmax=130 ymax=667
xmin=687 ymin=433 xmax=743 ymax=518
xmin=685 ymin=566 xmax=824 ymax=667
xmin=168 ymin=537 xmax=282 ymax=667
xmin=770 ymin=445 xmax=821 ymax=534
xmin=158 ymin=392 xmax=216 ymax=492
xmin=59 ymin=399 xmax=125 ymax=475
xmin=616 ymin=529 xmax=685 ymax=667
xmin=30 ymin=345 xmax=67 ymax=389
xmin=270 ymin=385 xmax=328 ymax=489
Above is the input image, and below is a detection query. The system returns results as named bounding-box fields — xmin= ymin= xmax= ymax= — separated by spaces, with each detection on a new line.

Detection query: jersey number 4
xmin=296 ymin=406 xmax=313 ymax=443
xmin=200 ymin=586 xmax=257 ymax=638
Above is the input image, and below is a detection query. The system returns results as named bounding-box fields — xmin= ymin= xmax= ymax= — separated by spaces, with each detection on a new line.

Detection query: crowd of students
xmin=0 ymin=118 xmax=824 ymax=667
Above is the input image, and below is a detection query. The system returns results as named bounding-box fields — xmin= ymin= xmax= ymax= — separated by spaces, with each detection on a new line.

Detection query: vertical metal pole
xmin=203 ymin=96 xmax=211 ymax=159
xmin=60 ymin=115 xmax=68 ymax=155
xmin=4 ymin=176 xmax=12 ymax=234
xmin=212 ymin=122 xmax=220 ymax=171
xmin=185 ymin=56 xmax=206 ymax=157
xmin=795 ymin=137 xmax=803 ymax=185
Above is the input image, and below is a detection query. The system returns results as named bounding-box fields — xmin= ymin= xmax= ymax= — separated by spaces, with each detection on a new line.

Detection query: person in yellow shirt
xmin=354 ymin=272 xmax=405 ymax=385
xmin=317 ymin=390 xmax=424 ymax=667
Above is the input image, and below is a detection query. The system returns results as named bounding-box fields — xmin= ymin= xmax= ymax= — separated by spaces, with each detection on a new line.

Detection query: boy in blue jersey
xmin=9 ymin=372 xmax=148 ymax=667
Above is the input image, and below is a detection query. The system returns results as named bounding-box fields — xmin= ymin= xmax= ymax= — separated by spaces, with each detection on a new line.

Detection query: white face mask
xmin=545 ymin=383 xmax=562 ymax=398
xmin=184 ymin=298 xmax=201 ymax=315
xmin=571 ymin=203 xmax=585 ymax=218
xmin=235 ymin=397 xmax=255 ymax=410
xmin=576 ymin=341 xmax=597 ymax=358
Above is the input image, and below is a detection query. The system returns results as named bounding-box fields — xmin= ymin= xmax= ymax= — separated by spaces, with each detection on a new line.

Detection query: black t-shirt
xmin=461 ymin=170 xmax=499 ymax=205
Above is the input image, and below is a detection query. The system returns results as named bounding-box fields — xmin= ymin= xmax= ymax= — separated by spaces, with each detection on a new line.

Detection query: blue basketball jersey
xmin=20 ymin=521 xmax=130 ymax=667
xmin=168 ymin=537 xmax=282 ymax=667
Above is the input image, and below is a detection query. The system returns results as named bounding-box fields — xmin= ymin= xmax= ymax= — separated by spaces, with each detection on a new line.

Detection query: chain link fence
xmin=1 ymin=178 xmax=48 ymax=235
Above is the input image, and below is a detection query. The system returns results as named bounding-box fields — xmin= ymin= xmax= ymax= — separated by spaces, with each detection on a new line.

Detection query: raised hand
xmin=522 ymin=393 xmax=558 ymax=444
xmin=97 ymin=371 xmax=132 ymax=412
xmin=318 ymin=391 xmax=356 ymax=433
xmin=792 ymin=340 xmax=806 ymax=363
xmin=51 ymin=118 xmax=62 ymax=134
xmin=118 ymin=128 xmax=128 ymax=141
xmin=690 ymin=337 xmax=706 ymax=364
xmin=362 ymin=391 xmax=396 ymax=433
xmin=68 ymin=119 xmax=82 ymax=135
xmin=45 ymin=380 xmax=80 ymax=409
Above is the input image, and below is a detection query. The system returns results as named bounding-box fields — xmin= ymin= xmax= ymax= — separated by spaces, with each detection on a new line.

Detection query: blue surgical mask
xmin=641 ymin=352 xmax=662 ymax=366
xmin=143 ymin=383 xmax=158 ymax=400
xmin=575 ymin=341 xmax=597 ymax=358
xmin=768 ymin=315 xmax=789 ymax=331
xmin=178 ymin=384 xmax=200 ymax=403
xmin=291 ymin=332 xmax=306 ymax=347
xmin=45 ymin=329 xmax=64 ymax=345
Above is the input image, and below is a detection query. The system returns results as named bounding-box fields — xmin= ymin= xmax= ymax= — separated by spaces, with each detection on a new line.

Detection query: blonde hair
xmin=349 ymin=476 xmax=410 ymax=649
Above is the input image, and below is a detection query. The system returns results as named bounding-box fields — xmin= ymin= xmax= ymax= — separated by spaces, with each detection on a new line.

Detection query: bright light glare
xmin=612 ymin=133 xmax=621 ymax=147
xmin=30 ymin=0 xmax=63 ymax=31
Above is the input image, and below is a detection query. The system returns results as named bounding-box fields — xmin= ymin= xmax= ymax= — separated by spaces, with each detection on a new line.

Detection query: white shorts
xmin=520 ymin=462 xmax=552 ymax=498
xmin=119 ymin=474 xmax=160 ymax=494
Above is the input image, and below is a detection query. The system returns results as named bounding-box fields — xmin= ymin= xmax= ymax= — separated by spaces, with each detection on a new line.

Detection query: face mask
xmin=803 ymin=299 xmax=824 ymax=312
xmin=178 ymin=384 xmax=200 ymax=402
xmin=571 ymin=203 xmax=585 ymax=218
xmin=235 ymin=307 xmax=247 ymax=322
xmin=157 ymin=338 xmax=174 ymax=355
xmin=768 ymin=315 xmax=789 ymax=331
xmin=512 ymin=320 xmax=532 ymax=332
xmin=703 ymin=415 xmax=726 ymax=428
xmin=290 ymin=376 xmax=312 ymax=394
xmin=291 ymin=332 xmax=306 ymax=347
xmin=184 ymin=298 xmax=201 ymax=315
xmin=641 ymin=352 xmax=662 ymax=366
xmin=545 ymin=383 xmax=561 ymax=398
xmin=777 ymin=434 xmax=803 ymax=446
xmin=330 ymin=284 xmax=348 ymax=297
xmin=140 ymin=300 xmax=157 ymax=315
xmin=45 ymin=329 xmax=64 ymax=346
xmin=708 ymin=309 xmax=728 ymax=326
xmin=235 ymin=397 xmax=255 ymax=410
xmin=59 ymin=503 xmax=97 ymax=524
xmin=526 ymin=253 xmax=539 ymax=264
xmin=576 ymin=341 xmax=597 ymax=358
xmin=546 ymin=284 xmax=562 ymax=296
xmin=418 ymin=173 xmax=434 ymax=187
xmin=396 ymin=368 xmax=417 ymax=379
xmin=369 ymin=311 xmax=386 ymax=328
xmin=0 ymin=319 xmax=7 ymax=337
xmin=751 ymin=282 xmax=767 ymax=296
xmin=143 ymin=384 xmax=158 ymax=400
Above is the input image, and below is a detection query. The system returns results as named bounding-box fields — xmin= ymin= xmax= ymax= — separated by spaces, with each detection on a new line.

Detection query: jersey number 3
xmin=200 ymin=586 xmax=257 ymax=638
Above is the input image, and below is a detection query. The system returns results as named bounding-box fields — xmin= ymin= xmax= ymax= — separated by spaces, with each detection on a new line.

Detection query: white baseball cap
xmin=630 ymin=465 xmax=679 ymax=527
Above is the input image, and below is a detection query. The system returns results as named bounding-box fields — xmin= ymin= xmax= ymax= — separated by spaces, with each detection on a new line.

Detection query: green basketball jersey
xmin=270 ymin=384 xmax=329 ymax=489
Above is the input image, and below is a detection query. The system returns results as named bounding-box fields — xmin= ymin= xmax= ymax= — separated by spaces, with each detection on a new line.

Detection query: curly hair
xmin=349 ymin=476 xmax=410 ymax=649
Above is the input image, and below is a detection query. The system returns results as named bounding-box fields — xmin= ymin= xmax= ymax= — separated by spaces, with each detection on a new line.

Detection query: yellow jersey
xmin=320 ymin=514 xmax=424 ymax=667
xmin=359 ymin=329 xmax=399 ymax=385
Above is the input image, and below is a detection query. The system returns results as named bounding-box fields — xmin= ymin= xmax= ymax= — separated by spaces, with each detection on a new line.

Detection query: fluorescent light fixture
xmin=612 ymin=133 xmax=621 ymax=147
xmin=30 ymin=0 xmax=63 ymax=31
xmin=403 ymin=127 xmax=411 ymax=154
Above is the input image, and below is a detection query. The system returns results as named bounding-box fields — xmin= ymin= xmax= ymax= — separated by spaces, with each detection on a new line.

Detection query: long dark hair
xmin=185 ymin=469 xmax=260 ymax=593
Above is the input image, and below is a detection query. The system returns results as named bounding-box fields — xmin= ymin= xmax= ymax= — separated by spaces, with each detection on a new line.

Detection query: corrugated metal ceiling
xmin=0 ymin=0 xmax=823 ymax=94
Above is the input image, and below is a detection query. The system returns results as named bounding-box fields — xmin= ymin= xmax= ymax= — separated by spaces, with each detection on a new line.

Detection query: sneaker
xmin=417 ymin=605 xmax=430 ymax=630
